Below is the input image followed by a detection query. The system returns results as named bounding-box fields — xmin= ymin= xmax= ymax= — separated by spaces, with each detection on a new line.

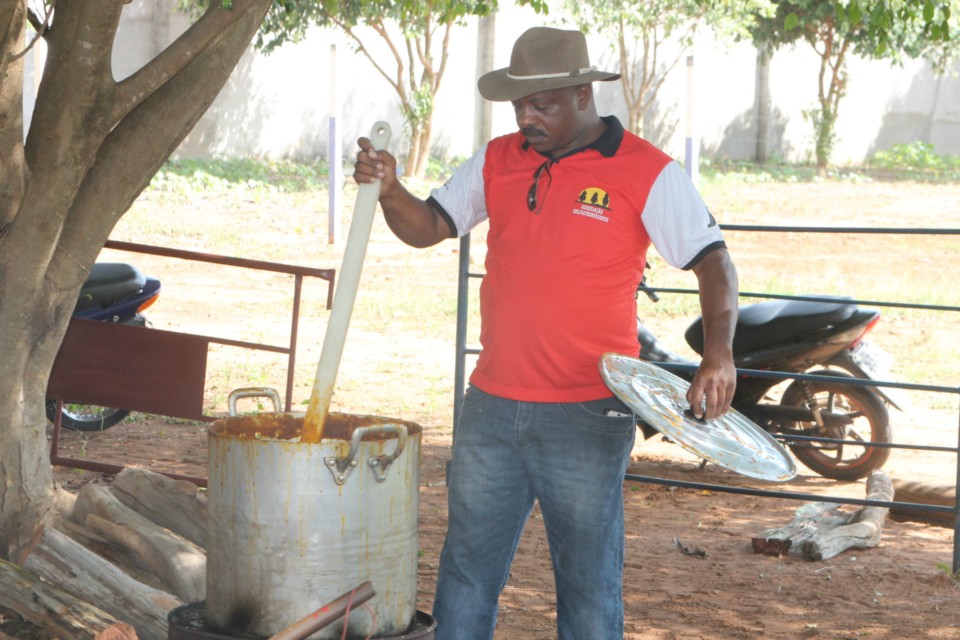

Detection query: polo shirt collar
xmin=522 ymin=115 xmax=624 ymax=160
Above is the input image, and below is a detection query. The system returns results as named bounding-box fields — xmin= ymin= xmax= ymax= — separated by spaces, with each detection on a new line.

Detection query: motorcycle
xmin=636 ymin=280 xmax=901 ymax=481
xmin=45 ymin=262 xmax=161 ymax=431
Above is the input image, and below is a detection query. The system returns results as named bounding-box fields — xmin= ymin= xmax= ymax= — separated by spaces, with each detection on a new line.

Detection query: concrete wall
xmin=22 ymin=0 xmax=960 ymax=165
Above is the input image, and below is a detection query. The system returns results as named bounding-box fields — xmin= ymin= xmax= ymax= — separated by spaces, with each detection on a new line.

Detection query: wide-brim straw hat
xmin=478 ymin=27 xmax=620 ymax=102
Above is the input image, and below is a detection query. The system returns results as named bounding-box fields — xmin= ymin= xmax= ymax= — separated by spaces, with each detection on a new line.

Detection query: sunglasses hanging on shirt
xmin=527 ymin=160 xmax=553 ymax=214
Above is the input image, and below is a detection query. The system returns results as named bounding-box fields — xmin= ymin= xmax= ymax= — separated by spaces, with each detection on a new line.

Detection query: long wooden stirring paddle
xmin=302 ymin=122 xmax=391 ymax=443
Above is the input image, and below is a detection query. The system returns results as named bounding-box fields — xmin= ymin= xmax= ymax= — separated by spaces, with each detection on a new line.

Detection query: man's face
xmin=511 ymin=86 xmax=586 ymax=157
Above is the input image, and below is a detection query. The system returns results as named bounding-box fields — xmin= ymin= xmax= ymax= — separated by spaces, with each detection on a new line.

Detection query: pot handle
xmin=325 ymin=423 xmax=408 ymax=485
xmin=227 ymin=387 xmax=282 ymax=416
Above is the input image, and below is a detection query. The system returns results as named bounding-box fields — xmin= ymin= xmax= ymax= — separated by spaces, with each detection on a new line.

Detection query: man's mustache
xmin=522 ymin=127 xmax=546 ymax=138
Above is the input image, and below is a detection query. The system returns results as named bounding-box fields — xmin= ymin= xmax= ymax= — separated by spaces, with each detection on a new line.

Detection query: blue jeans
xmin=433 ymin=387 xmax=636 ymax=640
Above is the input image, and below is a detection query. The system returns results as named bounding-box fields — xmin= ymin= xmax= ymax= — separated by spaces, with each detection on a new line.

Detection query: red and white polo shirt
xmin=428 ymin=117 xmax=725 ymax=403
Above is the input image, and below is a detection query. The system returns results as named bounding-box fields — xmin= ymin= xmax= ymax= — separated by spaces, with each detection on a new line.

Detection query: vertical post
xmin=453 ymin=234 xmax=472 ymax=430
xmin=684 ymin=55 xmax=699 ymax=185
xmin=754 ymin=46 xmax=771 ymax=164
xmin=285 ymin=275 xmax=304 ymax=413
xmin=474 ymin=14 xmax=496 ymax=150
xmin=953 ymin=391 xmax=960 ymax=573
xmin=328 ymin=43 xmax=343 ymax=244
xmin=451 ymin=232 xmax=473 ymax=486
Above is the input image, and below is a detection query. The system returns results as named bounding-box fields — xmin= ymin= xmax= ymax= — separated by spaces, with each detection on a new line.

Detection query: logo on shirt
xmin=572 ymin=187 xmax=611 ymax=222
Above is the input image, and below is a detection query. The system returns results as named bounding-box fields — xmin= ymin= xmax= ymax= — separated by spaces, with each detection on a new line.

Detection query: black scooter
xmin=637 ymin=282 xmax=899 ymax=481
xmin=45 ymin=263 xmax=161 ymax=431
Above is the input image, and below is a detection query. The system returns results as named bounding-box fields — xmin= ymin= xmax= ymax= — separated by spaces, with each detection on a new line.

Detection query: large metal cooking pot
xmin=205 ymin=409 xmax=421 ymax=639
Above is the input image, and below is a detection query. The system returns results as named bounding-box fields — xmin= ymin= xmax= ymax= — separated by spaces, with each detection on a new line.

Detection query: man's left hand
xmin=686 ymin=354 xmax=736 ymax=420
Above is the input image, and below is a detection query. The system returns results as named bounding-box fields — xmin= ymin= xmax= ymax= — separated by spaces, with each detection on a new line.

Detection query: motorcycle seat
xmin=685 ymin=298 xmax=856 ymax=356
xmin=74 ymin=263 xmax=147 ymax=312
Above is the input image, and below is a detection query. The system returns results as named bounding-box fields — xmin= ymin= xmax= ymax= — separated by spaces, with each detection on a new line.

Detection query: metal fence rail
xmin=453 ymin=225 xmax=960 ymax=571
xmin=105 ymin=239 xmax=335 ymax=413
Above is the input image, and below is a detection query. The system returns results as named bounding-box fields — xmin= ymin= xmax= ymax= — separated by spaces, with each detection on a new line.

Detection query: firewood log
xmin=752 ymin=502 xmax=850 ymax=557
xmin=112 ymin=467 xmax=207 ymax=548
xmin=804 ymin=470 xmax=894 ymax=560
xmin=0 ymin=557 xmax=136 ymax=640
xmin=889 ymin=478 xmax=956 ymax=526
xmin=74 ymin=484 xmax=205 ymax=603
xmin=753 ymin=470 xmax=893 ymax=561
xmin=19 ymin=526 xmax=178 ymax=640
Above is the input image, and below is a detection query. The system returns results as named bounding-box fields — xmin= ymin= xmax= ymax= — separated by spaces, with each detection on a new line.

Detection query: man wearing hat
xmin=354 ymin=26 xmax=738 ymax=640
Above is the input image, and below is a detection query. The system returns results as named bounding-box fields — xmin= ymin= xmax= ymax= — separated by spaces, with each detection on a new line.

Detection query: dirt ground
xmin=13 ymin=405 xmax=958 ymax=640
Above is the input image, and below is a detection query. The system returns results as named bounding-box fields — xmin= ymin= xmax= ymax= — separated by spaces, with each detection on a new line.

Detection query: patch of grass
xmin=699 ymin=159 xmax=877 ymax=184
xmin=936 ymin=563 xmax=960 ymax=584
xmin=151 ymin=157 xmax=330 ymax=195
xmin=703 ymin=142 xmax=960 ymax=184
xmin=868 ymin=142 xmax=960 ymax=182
xmin=701 ymin=159 xmax=818 ymax=183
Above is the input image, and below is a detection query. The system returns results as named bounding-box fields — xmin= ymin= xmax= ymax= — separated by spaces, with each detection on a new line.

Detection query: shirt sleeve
xmin=427 ymin=144 xmax=489 ymax=237
xmin=641 ymin=161 xmax=726 ymax=270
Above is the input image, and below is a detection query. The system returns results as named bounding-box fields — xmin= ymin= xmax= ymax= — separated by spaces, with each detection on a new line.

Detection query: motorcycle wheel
xmin=45 ymin=400 xmax=130 ymax=432
xmin=779 ymin=370 xmax=891 ymax=481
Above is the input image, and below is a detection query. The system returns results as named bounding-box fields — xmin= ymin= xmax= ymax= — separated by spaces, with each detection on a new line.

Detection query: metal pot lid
xmin=600 ymin=353 xmax=797 ymax=482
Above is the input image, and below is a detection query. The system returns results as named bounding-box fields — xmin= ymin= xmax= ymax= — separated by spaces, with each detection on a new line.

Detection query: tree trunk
xmin=814 ymin=109 xmax=833 ymax=177
xmin=0 ymin=0 xmax=273 ymax=562
xmin=413 ymin=117 xmax=434 ymax=178
xmin=403 ymin=126 xmax=419 ymax=178
xmin=628 ymin=105 xmax=644 ymax=139
xmin=0 ymin=1 xmax=27 ymax=228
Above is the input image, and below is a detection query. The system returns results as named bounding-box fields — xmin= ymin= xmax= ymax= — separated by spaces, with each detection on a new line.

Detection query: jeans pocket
xmin=563 ymin=397 xmax=636 ymax=435
xmin=458 ymin=385 xmax=487 ymax=415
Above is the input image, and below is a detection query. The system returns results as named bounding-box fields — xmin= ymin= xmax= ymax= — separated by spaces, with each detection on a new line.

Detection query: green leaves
xmin=849 ymin=0 xmax=862 ymax=24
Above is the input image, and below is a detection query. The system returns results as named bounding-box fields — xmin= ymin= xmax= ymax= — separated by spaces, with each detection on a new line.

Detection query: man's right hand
xmin=351 ymin=136 xmax=452 ymax=248
xmin=353 ymin=137 xmax=399 ymax=198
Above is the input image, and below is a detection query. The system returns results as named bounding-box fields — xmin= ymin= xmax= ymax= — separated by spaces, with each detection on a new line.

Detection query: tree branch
xmin=404 ymin=33 xmax=416 ymax=97
xmin=54 ymin=0 xmax=273 ymax=265
xmin=432 ymin=21 xmax=453 ymax=94
xmin=8 ymin=0 xmax=54 ymax=63
xmin=618 ymin=26 xmax=641 ymax=130
xmin=338 ymin=19 xmax=404 ymax=101
xmin=112 ymin=0 xmax=268 ymax=123
xmin=23 ymin=0 xmax=125 ymax=172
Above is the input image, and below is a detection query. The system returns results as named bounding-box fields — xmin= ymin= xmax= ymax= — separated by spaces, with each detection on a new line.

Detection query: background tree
xmin=0 ymin=0 xmax=274 ymax=561
xmin=562 ymin=0 xmax=765 ymax=138
xmin=750 ymin=0 xmax=959 ymax=175
xmin=254 ymin=0 xmax=544 ymax=178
